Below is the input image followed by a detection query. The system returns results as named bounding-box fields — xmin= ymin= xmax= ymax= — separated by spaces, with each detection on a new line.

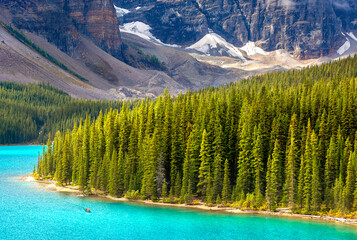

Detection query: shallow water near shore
xmin=1 ymin=145 xmax=357 ymax=240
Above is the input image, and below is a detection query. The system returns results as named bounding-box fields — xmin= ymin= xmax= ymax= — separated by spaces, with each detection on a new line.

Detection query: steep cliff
xmin=115 ymin=0 xmax=357 ymax=59
xmin=0 ymin=0 xmax=122 ymax=58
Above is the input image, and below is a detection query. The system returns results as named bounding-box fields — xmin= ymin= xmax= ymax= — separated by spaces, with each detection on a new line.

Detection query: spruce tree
xmin=212 ymin=153 xmax=223 ymax=199
xmin=222 ymin=159 xmax=231 ymax=203
xmin=237 ymin=113 xmax=253 ymax=196
xmin=252 ymin=125 xmax=264 ymax=206
xmin=269 ymin=140 xmax=283 ymax=210
xmin=311 ymin=131 xmax=321 ymax=212
xmin=283 ymin=114 xmax=299 ymax=208
xmin=181 ymin=135 xmax=192 ymax=197
xmin=161 ymin=181 xmax=168 ymax=201
xmin=108 ymin=150 xmax=118 ymax=196
xmin=345 ymin=151 xmax=356 ymax=210
xmin=79 ymin=114 xmax=91 ymax=190
xmin=325 ymin=135 xmax=338 ymax=208
xmin=197 ymin=130 xmax=211 ymax=196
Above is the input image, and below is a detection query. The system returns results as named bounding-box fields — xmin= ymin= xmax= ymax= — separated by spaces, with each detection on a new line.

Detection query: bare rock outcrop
xmin=116 ymin=0 xmax=357 ymax=59
xmin=0 ymin=0 xmax=122 ymax=58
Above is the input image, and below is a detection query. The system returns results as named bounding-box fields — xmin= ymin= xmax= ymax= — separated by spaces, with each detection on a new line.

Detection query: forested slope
xmin=0 ymin=82 xmax=128 ymax=144
xmin=37 ymin=55 xmax=357 ymax=215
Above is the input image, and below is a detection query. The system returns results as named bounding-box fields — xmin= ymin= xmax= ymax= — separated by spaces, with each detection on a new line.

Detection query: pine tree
xmin=345 ymin=151 xmax=356 ymax=210
xmin=311 ymin=131 xmax=321 ymax=212
xmin=99 ymin=151 xmax=110 ymax=192
xmin=162 ymin=97 xmax=172 ymax=188
xmin=188 ymin=124 xmax=202 ymax=195
xmin=54 ymin=131 xmax=63 ymax=185
xmin=181 ymin=135 xmax=192 ymax=197
xmin=108 ymin=150 xmax=118 ymax=196
xmin=265 ymin=155 xmax=274 ymax=211
xmin=45 ymin=137 xmax=53 ymax=176
xmin=252 ymin=125 xmax=264 ymax=206
xmin=212 ymin=153 xmax=223 ymax=199
xmin=185 ymin=182 xmax=193 ymax=204
xmin=222 ymin=159 xmax=231 ymax=203
xmin=325 ymin=135 xmax=338 ymax=208
xmin=117 ymin=148 xmax=125 ymax=196
xmin=268 ymin=140 xmax=283 ymax=211
xmin=141 ymin=131 xmax=159 ymax=199
xmin=340 ymin=137 xmax=352 ymax=184
xmin=283 ymin=114 xmax=299 ymax=208
xmin=79 ymin=114 xmax=91 ymax=190
xmin=71 ymin=124 xmax=81 ymax=185
xmin=61 ymin=132 xmax=71 ymax=185
xmin=174 ymin=172 xmax=181 ymax=197
xmin=302 ymin=130 xmax=313 ymax=212
xmin=205 ymin=169 xmax=213 ymax=204
xmin=170 ymin=102 xmax=184 ymax=190
xmin=89 ymin=122 xmax=99 ymax=189
xmin=237 ymin=101 xmax=253 ymax=195
xmin=162 ymin=181 xmax=168 ymax=201
xmin=197 ymin=130 xmax=211 ymax=196
xmin=317 ymin=110 xmax=328 ymax=187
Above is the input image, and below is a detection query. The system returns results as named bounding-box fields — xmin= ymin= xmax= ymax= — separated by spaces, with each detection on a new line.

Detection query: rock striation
xmin=0 ymin=0 xmax=122 ymax=58
xmin=115 ymin=0 xmax=357 ymax=59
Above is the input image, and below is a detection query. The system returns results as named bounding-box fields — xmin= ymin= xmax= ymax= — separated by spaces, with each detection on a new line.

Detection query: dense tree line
xmin=37 ymin=55 xmax=357 ymax=215
xmin=0 ymin=82 xmax=130 ymax=144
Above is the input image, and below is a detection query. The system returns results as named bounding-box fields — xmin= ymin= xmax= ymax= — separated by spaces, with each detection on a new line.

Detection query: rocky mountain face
xmin=0 ymin=0 xmax=122 ymax=58
xmin=1 ymin=0 xmax=356 ymax=100
xmin=0 ymin=0 xmax=248 ymax=99
xmin=115 ymin=0 xmax=357 ymax=59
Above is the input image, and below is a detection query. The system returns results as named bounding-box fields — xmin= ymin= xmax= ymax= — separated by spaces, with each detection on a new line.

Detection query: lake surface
xmin=1 ymin=145 xmax=357 ymax=240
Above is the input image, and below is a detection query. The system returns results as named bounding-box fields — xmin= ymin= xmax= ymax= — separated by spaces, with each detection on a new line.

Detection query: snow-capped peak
xmin=187 ymin=33 xmax=246 ymax=60
xmin=240 ymin=42 xmax=268 ymax=56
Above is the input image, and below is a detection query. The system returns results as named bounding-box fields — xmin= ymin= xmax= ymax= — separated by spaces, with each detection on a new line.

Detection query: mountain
xmin=187 ymin=32 xmax=246 ymax=60
xmin=1 ymin=0 xmax=357 ymax=100
xmin=0 ymin=0 xmax=245 ymax=99
xmin=115 ymin=0 xmax=357 ymax=59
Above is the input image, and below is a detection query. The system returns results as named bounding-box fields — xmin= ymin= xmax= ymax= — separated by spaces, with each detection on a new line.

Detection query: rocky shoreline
xmin=24 ymin=175 xmax=357 ymax=226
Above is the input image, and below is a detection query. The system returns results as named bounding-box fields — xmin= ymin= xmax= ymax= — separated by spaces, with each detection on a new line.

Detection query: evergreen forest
xmin=36 ymin=55 xmax=357 ymax=216
xmin=0 ymin=82 xmax=130 ymax=144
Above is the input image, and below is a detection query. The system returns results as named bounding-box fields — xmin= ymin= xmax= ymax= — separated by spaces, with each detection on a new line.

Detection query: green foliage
xmin=0 ymin=82 xmax=132 ymax=144
xmin=124 ymin=190 xmax=141 ymax=200
xmin=136 ymin=49 xmax=166 ymax=71
xmin=36 ymin=55 xmax=357 ymax=214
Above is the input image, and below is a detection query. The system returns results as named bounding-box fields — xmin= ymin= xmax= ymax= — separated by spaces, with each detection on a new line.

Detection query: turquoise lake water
xmin=1 ymin=145 xmax=357 ymax=240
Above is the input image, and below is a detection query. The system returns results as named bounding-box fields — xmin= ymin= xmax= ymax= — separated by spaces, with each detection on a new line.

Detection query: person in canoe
xmin=85 ymin=208 xmax=91 ymax=213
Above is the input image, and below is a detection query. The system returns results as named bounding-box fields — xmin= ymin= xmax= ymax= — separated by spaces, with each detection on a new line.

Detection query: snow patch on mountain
xmin=114 ymin=5 xmax=130 ymax=18
xmin=337 ymin=40 xmax=351 ymax=55
xmin=187 ymin=33 xmax=246 ymax=60
xmin=336 ymin=32 xmax=357 ymax=56
xmin=347 ymin=32 xmax=357 ymax=42
xmin=120 ymin=21 xmax=180 ymax=48
xmin=240 ymin=42 xmax=269 ymax=56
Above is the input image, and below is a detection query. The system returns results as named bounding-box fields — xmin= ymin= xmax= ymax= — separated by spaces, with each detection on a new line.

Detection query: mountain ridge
xmin=115 ymin=0 xmax=357 ymax=59
xmin=1 ymin=0 xmax=357 ymax=100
